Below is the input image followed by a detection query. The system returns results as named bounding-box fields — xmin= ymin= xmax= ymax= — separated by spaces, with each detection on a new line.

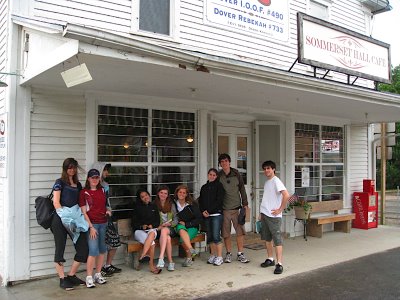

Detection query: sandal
xmin=150 ymin=268 xmax=162 ymax=274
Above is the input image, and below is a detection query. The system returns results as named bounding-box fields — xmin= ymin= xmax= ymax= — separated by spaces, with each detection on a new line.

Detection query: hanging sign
xmin=0 ymin=113 xmax=7 ymax=177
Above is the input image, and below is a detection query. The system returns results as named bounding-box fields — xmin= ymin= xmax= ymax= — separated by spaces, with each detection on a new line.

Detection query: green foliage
xmin=378 ymin=65 xmax=400 ymax=94
xmin=376 ymin=65 xmax=400 ymax=190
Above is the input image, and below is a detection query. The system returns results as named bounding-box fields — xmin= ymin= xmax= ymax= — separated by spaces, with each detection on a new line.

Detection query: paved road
xmin=197 ymin=247 xmax=400 ymax=300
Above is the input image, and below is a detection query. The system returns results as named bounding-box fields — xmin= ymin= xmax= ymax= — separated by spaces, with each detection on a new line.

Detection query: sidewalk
xmin=2 ymin=226 xmax=400 ymax=300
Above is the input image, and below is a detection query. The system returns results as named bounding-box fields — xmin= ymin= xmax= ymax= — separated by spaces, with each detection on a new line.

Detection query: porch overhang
xmin=17 ymin=20 xmax=400 ymax=124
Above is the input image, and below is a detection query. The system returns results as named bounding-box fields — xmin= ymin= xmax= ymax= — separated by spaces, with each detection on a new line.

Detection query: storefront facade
xmin=1 ymin=0 xmax=399 ymax=284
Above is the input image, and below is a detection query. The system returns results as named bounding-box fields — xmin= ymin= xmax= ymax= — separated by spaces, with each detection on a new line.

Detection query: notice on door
xmin=301 ymin=167 xmax=310 ymax=187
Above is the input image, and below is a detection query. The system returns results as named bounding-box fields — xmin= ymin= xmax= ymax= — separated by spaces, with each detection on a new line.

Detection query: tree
xmin=376 ymin=65 xmax=400 ymax=190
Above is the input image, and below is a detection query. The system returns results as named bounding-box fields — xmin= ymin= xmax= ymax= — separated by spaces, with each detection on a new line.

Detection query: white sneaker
xmin=93 ymin=272 xmax=107 ymax=284
xmin=207 ymin=255 xmax=216 ymax=264
xmin=213 ymin=256 xmax=224 ymax=266
xmin=157 ymin=258 xmax=165 ymax=268
xmin=167 ymin=262 xmax=175 ymax=271
xmin=86 ymin=276 xmax=95 ymax=288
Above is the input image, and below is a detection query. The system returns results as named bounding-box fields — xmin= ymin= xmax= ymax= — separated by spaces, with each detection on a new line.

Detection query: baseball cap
xmin=87 ymin=168 xmax=100 ymax=178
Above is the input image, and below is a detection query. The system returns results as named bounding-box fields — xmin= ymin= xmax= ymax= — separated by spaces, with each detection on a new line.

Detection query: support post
xmin=380 ymin=123 xmax=386 ymax=225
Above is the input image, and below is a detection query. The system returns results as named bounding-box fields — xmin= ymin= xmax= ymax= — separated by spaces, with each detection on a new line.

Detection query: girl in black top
xmin=198 ymin=168 xmax=225 ymax=266
xmin=132 ymin=189 xmax=161 ymax=274
xmin=51 ymin=158 xmax=88 ymax=290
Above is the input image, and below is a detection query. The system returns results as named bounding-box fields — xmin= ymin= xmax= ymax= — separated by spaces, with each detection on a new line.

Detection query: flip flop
xmin=150 ymin=268 xmax=162 ymax=274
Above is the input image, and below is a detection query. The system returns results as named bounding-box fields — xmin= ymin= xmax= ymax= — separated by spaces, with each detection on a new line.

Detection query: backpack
xmin=35 ymin=190 xmax=55 ymax=229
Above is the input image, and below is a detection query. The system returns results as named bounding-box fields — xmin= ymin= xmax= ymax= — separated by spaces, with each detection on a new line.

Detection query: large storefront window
xmin=98 ymin=105 xmax=197 ymax=218
xmin=295 ymin=123 xmax=344 ymax=202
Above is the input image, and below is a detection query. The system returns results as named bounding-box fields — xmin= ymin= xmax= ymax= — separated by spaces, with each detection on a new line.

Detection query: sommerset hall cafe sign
xmin=297 ymin=12 xmax=391 ymax=84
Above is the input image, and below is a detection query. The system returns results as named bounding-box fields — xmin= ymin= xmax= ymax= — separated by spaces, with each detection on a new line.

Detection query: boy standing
xmin=259 ymin=160 xmax=289 ymax=274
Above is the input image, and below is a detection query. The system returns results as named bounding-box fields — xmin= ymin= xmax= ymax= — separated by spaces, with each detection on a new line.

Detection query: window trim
xmin=308 ymin=0 xmax=332 ymax=21
xmin=130 ymin=0 xmax=180 ymax=42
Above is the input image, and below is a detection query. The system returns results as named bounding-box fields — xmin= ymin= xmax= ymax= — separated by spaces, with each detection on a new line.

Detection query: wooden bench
xmin=306 ymin=200 xmax=355 ymax=238
xmin=118 ymin=220 xmax=206 ymax=270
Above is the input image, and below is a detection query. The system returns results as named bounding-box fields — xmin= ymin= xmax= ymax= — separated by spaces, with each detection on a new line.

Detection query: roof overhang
xmin=14 ymin=17 xmax=400 ymax=124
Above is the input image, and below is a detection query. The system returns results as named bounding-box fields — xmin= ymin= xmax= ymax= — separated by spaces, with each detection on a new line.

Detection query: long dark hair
xmin=61 ymin=158 xmax=80 ymax=185
xmin=154 ymin=185 xmax=172 ymax=213
xmin=136 ymin=189 xmax=151 ymax=204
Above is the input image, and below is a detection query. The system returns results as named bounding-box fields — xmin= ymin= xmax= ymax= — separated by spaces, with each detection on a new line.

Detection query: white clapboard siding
xmin=32 ymin=0 xmax=369 ymax=73
xmin=34 ymin=0 xmax=132 ymax=33
xmin=29 ymin=91 xmax=86 ymax=278
xmin=0 ymin=0 xmax=8 ymax=281
xmin=348 ymin=125 xmax=369 ymax=201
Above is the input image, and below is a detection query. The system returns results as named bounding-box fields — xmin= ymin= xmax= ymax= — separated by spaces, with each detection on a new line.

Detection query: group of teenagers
xmin=50 ymin=153 xmax=290 ymax=291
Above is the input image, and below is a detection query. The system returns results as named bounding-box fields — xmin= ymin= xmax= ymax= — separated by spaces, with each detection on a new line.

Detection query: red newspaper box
xmin=353 ymin=192 xmax=378 ymax=229
xmin=363 ymin=179 xmax=375 ymax=194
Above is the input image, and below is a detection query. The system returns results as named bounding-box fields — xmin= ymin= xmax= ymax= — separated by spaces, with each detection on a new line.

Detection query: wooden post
xmin=380 ymin=123 xmax=386 ymax=225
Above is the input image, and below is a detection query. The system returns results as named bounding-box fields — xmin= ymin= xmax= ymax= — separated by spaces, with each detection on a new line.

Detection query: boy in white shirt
xmin=259 ymin=160 xmax=289 ymax=274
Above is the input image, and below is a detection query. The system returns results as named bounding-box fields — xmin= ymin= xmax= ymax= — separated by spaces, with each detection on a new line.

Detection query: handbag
xmin=35 ymin=190 xmax=55 ymax=229
xmin=105 ymin=218 xmax=121 ymax=248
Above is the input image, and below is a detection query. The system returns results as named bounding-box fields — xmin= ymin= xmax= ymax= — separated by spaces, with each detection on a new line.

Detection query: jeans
xmin=205 ymin=214 xmax=223 ymax=244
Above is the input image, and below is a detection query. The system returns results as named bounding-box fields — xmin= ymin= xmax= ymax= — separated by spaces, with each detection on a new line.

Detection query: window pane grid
xmin=294 ymin=123 xmax=345 ymax=202
xmin=98 ymin=105 xmax=197 ymax=219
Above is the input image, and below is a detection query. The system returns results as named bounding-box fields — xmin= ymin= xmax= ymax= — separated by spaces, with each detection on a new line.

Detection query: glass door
xmin=217 ymin=122 xmax=252 ymax=232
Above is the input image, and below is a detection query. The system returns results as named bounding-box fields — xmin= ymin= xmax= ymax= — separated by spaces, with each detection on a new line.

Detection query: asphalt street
xmin=198 ymin=247 xmax=400 ymax=300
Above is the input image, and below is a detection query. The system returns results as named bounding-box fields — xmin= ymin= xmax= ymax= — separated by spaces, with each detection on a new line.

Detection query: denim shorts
xmin=87 ymin=223 xmax=107 ymax=256
xmin=205 ymin=214 xmax=223 ymax=244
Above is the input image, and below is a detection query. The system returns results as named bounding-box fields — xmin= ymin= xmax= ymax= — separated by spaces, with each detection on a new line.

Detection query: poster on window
xmin=0 ymin=113 xmax=7 ymax=177
xmin=301 ymin=167 xmax=310 ymax=187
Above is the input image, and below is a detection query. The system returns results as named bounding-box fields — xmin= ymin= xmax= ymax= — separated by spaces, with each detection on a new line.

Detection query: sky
xmin=371 ymin=0 xmax=400 ymax=67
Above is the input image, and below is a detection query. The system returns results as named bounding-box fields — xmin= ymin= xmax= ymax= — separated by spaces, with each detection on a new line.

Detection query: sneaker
xmin=189 ymin=248 xmax=199 ymax=258
xmin=157 ymin=258 xmax=165 ymax=268
xmin=182 ymin=257 xmax=193 ymax=267
xmin=66 ymin=274 xmax=85 ymax=286
xmin=108 ymin=264 xmax=122 ymax=273
xmin=101 ymin=266 xmax=114 ymax=277
xmin=94 ymin=272 xmax=107 ymax=284
xmin=207 ymin=255 xmax=216 ymax=264
xmin=60 ymin=277 xmax=74 ymax=291
xmin=237 ymin=252 xmax=250 ymax=263
xmin=167 ymin=262 xmax=175 ymax=271
xmin=85 ymin=276 xmax=95 ymax=288
xmin=261 ymin=258 xmax=275 ymax=268
xmin=274 ymin=263 xmax=283 ymax=274
xmin=224 ymin=252 xmax=232 ymax=263
xmin=213 ymin=256 xmax=224 ymax=266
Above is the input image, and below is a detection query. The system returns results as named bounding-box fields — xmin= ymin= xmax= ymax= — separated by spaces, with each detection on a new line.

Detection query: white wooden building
xmin=0 ymin=0 xmax=399 ymax=284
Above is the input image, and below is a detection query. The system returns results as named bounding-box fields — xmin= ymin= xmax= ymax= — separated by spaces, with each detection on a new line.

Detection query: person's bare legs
xmin=106 ymin=249 xmax=116 ymax=265
xmin=178 ymin=229 xmax=194 ymax=254
xmin=224 ymin=236 xmax=232 ymax=253
xmin=166 ymin=235 xmax=173 ymax=263
xmin=216 ymin=242 xmax=223 ymax=257
xmin=139 ymin=231 xmax=156 ymax=260
xmin=236 ymin=235 xmax=245 ymax=253
xmin=158 ymin=227 xmax=169 ymax=260
xmin=86 ymin=256 xmax=95 ymax=277
xmin=265 ymin=240 xmax=274 ymax=259
xmin=96 ymin=254 xmax=105 ymax=274
xmin=275 ymin=245 xmax=283 ymax=264
xmin=209 ymin=243 xmax=217 ymax=257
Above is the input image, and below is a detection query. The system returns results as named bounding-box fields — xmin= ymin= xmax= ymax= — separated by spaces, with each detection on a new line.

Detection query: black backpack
xmin=35 ymin=190 xmax=55 ymax=229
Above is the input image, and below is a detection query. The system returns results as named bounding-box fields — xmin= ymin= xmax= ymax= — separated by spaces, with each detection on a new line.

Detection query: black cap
xmin=87 ymin=168 xmax=100 ymax=178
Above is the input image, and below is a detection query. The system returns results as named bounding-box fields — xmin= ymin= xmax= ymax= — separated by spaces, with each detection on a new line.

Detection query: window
xmin=294 ymin=123 xmax=345 ymax=202
xmin=98 ymin=105 xmax=197 ymax=218
xmin=131 ymin=0 xmax=178 ymax=37
xmin=309 ymin=0 xmax=330 ymax=20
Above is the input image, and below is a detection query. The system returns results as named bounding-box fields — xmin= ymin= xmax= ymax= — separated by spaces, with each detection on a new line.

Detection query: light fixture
xmin=186 ymin=135 xmax=194 ymax=143
xmin=61 ymin=63 xmax=92 ymax=88
xmin=0 ymin=71 xmax=24 ymax=88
